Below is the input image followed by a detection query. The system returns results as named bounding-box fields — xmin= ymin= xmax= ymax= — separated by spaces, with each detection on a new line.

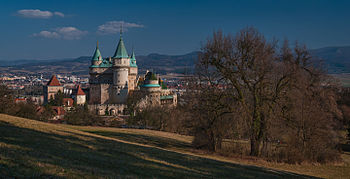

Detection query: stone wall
xmin=88 ymin=104 xmax=127 ymax=116
xmin=89 ymin=84 xmax=101 ymax=104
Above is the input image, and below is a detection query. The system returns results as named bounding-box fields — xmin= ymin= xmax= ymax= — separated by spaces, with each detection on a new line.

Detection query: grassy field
xmin=0 ymin=114 xmax=349 ymax=178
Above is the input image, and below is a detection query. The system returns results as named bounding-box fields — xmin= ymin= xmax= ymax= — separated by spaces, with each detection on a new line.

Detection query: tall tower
xmin=89 ymin=40 xmax=115 ymax=105
xmin=128 ymin=49 xmax=138 ymax=90
xmin=112 ymin=29 xmax=129 ymax=103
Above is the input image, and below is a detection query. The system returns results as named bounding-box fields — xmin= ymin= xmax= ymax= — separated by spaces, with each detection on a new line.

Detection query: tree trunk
xmin=208 ymin=130 xmax=216 ymax=152
xmin=215 ymin=137 xmax=222 ymax=151
xmin=250 ymin=137 xmax=261 ymax=156
xmin=250 ymin=110 xmax=265 ymax=156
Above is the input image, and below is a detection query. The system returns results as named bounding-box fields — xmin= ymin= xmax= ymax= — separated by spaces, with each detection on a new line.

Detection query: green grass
xmin=0 ymin=114 xmax=347 ymax=178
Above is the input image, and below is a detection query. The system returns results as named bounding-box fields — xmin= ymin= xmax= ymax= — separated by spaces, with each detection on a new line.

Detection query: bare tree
xmin=198 ymin=28 xmax=341 ymax=158
xmin=184 ymin=51 xmax=236 ymax=152
xmin=200 ymin=28 xmax=285 ymax=156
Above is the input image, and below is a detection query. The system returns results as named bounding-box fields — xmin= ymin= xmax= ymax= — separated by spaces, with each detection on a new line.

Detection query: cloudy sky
xmin=1 ymin=0 xmax=350 ymax=60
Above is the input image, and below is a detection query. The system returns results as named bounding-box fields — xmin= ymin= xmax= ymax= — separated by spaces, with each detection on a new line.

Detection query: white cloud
xmin=54 ymin=12 xmax=65 ymax=17
xmin=56 ymin=27 xmax=88 ymax=40
xmin=32 ymin=27 xmax=88 ymax=40
xmin=97 ymin=21 xmax=144 ymax=35
xmin=17 ymin=9 xmax=65 ymax=19
xmin=32 ymin=31 xmax=60 ymax=38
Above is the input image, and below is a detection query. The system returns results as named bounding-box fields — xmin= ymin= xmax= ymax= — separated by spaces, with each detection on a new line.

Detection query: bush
xmin=65 ymin=105 xmax=101 ymax=126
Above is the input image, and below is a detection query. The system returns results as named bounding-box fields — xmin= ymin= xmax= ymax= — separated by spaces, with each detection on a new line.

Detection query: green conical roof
xmin=130 ymin=49 xmax=137 ymax=67
xmin=92 ymin=42 xmax=102 ymax=61
xmin=130 ymin=50 xmax=136 ymax=60
xmin=113 ymin=35 xmax=128 ymax=58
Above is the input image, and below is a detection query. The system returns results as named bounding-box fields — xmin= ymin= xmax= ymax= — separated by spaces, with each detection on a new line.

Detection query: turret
xmin=112 ymin=29 xmax=130 ymax=67
xmin=91 ymin=41 xmax=103 ymax=67
xmin=130 ymin=49 xmax=137 ymax=68
xmin=141 ymin=71 xmax=161 ymax=92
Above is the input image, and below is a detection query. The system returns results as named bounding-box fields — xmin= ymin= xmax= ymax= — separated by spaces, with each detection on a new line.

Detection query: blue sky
xmin=1 ymin=0 xmax=350 ymax=60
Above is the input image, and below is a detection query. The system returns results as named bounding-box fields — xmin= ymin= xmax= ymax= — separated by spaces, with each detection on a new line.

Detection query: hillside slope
xmin=0 ymin=114 xmax=347 ymax=178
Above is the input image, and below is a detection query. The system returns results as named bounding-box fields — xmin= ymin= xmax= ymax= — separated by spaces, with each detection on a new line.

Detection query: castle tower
xmin=112 ymin=29 xmax=129 ymax=104
xmin=91 ymin=41 xmax=103 ymax=66
xmin=89 ymin=42 xmax=114 ymax=104
xmin=140 ymin=71 xmax=161 ymax=106
xmin=128 ymin=49 xmax=138 ymax=90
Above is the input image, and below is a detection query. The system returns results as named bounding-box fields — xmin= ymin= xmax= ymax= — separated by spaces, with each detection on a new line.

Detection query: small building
xmin=73 ymin=85 xmax=86 ymax=105
xmin=44 ymin=75 xmax=63 ymax=104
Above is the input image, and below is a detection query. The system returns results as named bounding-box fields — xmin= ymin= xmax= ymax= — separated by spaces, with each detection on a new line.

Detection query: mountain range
xmin=0 ymin=46 xmax=349 ymax=76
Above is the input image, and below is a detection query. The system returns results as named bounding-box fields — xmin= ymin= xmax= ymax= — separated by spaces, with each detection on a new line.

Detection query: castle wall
xmin=100 ymin=84 xmax=112 ymax=104
xmin=90 ymin=67 xmax=113 ymax=74
xmin=128 ymin=74 xmax=137 ymax=91
xmin=89 ymin=84 xmax=101 ymax=104
xmin=88 ymin=104 xmax=126 ymax=116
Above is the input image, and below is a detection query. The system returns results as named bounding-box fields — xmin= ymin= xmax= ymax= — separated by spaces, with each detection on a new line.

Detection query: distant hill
xmin=0 ymin=46 xmax=349 ymax=76
xmin=0 ymin=52 xmax=200 ymax=76
xmin=310 ymin=46 xmax=350 ymax=73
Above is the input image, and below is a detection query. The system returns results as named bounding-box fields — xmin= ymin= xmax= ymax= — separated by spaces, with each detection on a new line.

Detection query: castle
xmin=88 ymin=31 xmax=177 ymax=116
xmin=43 ymin=30 xmax=177 ymax=117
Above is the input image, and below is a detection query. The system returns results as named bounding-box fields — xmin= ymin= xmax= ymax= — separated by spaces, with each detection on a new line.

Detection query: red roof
xmin=63 ymin=98 xmax=74 ymax=107
xmin=76 ymin=85 xmax=85 ymax=95
xmin=15 ymin=98 xmax=26 ymax=103
xmin=47 ymin=75 xmax=62 ymax=86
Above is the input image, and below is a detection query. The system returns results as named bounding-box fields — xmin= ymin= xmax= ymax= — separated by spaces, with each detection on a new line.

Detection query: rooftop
xmin=47 ymin=75 xmax=62 ymax=86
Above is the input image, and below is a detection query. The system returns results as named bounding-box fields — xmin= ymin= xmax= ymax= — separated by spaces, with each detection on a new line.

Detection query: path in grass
xmin=0 ymin=114 xmax=319 ymax=178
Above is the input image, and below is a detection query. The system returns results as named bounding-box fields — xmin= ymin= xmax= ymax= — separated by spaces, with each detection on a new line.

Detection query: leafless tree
xmin=197 ymin=27 xmax=342 ymax=159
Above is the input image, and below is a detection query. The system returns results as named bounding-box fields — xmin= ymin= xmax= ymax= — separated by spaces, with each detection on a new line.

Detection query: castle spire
xmin=120 ymin=24 xmax=123 ymax=37
xmin=131 ymin=48 xmax=135 ymax=59
xmin=130 ymin=47 xmax=137 ymax=67
xmin=92 ymin=41 xmax=102 ymax=61
xmin=113 ymin=24 xmax=128 ymax=58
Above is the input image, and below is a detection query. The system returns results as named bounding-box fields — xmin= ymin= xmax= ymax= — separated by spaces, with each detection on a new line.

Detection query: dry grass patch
xmin=0 ymin=114 xmax=346 ymax=178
